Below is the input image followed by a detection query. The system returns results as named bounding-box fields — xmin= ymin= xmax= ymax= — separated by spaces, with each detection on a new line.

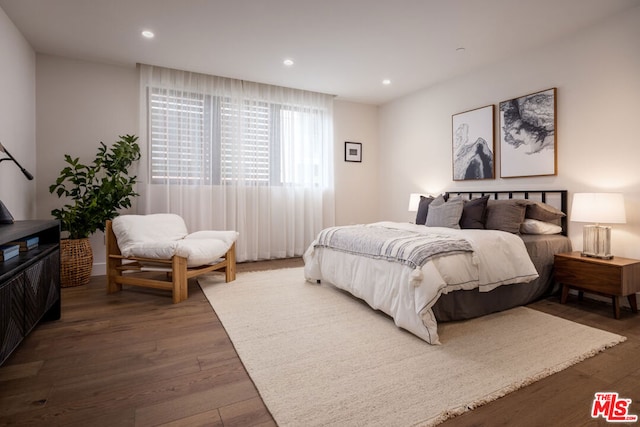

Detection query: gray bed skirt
xmin=432 ymin=234 xmax=572 ymax=322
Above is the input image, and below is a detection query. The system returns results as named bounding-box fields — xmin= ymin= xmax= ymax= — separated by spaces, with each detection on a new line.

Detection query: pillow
xmin=485 ymin=200 xmax=526 ymax=234
xmin=459 ymin=195 xmax=489 ymax=229
xmin=430 ymin=194 xmax=447 ymax=207
xmin=486 ymin=199 xmax=529 ymax=207
xmin=520 ymin=218 xmax=563 ymax=235
xmin=111 ymin=213 xmax=189 ymax=259
xmin=426 ymin=197 xmax=463 ymax=229
xmin=415 ymin=196 xmax=435 ymax=225
xmin=112 ymin=214 xmax=188 ymax=248
xmin=176 ymin=238 xmax=234 ymax=267
xmin=524 ymin=201 xmax=566 ymax=222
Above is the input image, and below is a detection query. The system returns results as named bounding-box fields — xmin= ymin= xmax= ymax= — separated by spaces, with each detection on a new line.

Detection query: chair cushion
xmin=113 ymin=214 xmax=187 ymax=248
xmin=185 ymin=230 xmax=239 ymax=247
xmin=176 ymin=239 xmax=230 ymax=267
xmin=120 ymin=240 xmax=179 ymax=260
xmin=112 ymin=214 xmax=238 ymax=267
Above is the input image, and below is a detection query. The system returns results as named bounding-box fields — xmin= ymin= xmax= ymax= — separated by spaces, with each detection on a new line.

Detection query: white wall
xmin=36 ymin=55 xmax=138 ymax=274
xmin=0 ymin=7 xmax=36 ymax=220
xmin=333 ymin=100 xmax=379 ymax=225
xmin=379 ymin=6 xmax=640 ymax=259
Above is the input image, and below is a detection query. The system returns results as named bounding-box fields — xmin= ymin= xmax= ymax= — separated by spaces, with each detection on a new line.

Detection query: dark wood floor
xmin=1 ymin=258 xmax=639 ymax=426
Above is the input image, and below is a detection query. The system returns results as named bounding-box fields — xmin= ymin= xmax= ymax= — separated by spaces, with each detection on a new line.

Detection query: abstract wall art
xmin=499 ymin=88 xmax=557 ymax=178
xmin=452 ymin=104 xmax=494 ymax=180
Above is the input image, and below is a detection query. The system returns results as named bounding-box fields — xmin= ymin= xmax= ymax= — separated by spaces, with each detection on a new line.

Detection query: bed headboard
xmin=444 ymin=189 xmax=568 ymax=236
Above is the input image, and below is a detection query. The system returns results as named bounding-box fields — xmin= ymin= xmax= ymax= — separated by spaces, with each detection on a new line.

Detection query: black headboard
xmin=444 ymin=189 xmax=568 ymax=236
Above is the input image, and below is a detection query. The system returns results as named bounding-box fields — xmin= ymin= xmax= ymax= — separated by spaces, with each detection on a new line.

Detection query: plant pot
xmin=60 ymin=238 xmax=93 ymax=287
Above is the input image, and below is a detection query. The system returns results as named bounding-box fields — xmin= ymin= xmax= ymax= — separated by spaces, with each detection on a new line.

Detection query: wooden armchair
xmin=106 ymin=215 xmax=237 ymax=303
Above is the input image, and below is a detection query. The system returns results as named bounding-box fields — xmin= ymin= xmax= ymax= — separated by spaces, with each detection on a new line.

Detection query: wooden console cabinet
xmin=0 ymin=220 xmax=60 ymax=365
xmin=555 ymin=251 xmax=640 ymax=319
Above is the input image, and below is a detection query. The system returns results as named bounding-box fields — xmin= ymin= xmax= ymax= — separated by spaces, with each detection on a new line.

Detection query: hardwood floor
xmin=1 ymin=258 xmax=639 ymax=426
xmin=444 ymin=297 xmax=640 ymax=427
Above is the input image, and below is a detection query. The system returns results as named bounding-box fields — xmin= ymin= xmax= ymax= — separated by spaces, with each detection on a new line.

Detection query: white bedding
xmin=303 ymin=222 xmax=539 ymax=344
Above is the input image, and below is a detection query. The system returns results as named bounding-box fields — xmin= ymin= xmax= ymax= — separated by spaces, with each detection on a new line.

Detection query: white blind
xmin=219 ymin=99 xmax=271 ymax=184
xmin=149 ymin=88 xmax=211 ymax=183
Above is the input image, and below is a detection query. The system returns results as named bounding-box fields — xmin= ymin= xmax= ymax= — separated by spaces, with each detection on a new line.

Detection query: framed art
xmin=499 ymin=87 xmax=557 ymax=178
xmin=452 ymin=104 xmax=494 ymax=180
xmin=344 ymin=142 xmax=362 ymax=162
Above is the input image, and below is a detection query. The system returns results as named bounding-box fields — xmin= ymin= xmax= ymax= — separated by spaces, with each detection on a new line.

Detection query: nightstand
xmin=555 ymin=252 xmax=640 ymax=319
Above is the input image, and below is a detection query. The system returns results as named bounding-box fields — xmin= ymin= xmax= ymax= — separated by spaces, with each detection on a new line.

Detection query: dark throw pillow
xmin=459 ymin=195 xmax=489 ymax=229
xmin=415 ymin=196 xmax=435 ymax=225
xmin=485 ymin=200 xmax=527 ymax=234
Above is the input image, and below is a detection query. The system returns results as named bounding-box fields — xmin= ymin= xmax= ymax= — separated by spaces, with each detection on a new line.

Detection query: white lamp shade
xmin=571 ymin=193 xmax=626 ymax=224
xmin=408 ymin=193 xmax=422 ymax=212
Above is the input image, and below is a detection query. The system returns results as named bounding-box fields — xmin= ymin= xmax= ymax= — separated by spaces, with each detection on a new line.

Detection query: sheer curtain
xmin=137 ymin=64 xmax=335 ymax=262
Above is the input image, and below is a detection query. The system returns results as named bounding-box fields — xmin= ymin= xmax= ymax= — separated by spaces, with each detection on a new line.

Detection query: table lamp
xmin=571 ymin=193 xmax=626 ymax=259
xmin=408 ymin=193 xmax=422 ymax=212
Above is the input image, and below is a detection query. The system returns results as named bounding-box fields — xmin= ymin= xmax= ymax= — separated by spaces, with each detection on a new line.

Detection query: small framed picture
xmin=345 ymin=142 xmax=362 ymax=162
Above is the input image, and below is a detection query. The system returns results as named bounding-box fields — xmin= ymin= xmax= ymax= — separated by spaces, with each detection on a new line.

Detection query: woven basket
xmin=60 ymin=238 xmax=93 ymax=287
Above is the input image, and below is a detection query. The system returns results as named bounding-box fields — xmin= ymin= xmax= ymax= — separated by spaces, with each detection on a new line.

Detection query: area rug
xmin=199 ymin=267 xmax=625 ymax=427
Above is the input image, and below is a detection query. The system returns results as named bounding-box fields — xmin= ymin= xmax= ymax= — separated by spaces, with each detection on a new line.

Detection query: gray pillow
xmin=426 ymin=197 xmax=463 ymax=229
xmin=525 ymin=201 xmax=565 ymax=222
xmin=430 ymin=194 xmax=446 ymax=207
xmin=485 ymin=201 xmax=526 ymax=234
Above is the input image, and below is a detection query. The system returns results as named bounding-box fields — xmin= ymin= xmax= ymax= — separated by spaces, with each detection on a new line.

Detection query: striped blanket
xmin=314 ymin=224 xmax=473 ymax=269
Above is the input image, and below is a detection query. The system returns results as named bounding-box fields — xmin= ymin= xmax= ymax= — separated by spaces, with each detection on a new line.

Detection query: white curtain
xmin=137 ymin=64 xmax=335 ymax=262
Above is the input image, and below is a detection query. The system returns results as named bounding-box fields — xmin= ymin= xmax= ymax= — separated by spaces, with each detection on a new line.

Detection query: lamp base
xmin=0 ymin=200 xmax=14 ymax=224
xmin=580 ymin=252 xmax=614 ymax=260
xmin=582 ymin=224 xmax=612 ymax=259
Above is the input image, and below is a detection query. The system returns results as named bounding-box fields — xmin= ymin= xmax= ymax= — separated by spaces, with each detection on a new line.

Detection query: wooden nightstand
xmin=555 ymin=251 xmax=640 ymax=319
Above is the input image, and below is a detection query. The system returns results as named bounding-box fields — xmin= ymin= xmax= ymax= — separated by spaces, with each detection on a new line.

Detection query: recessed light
xmin=142 ymin=30 xmax=155 ymax=39
xmin=283 ymin=58 xmax=294 ymax=67
xmin=382 ymin=79 xmax=391 ymax=85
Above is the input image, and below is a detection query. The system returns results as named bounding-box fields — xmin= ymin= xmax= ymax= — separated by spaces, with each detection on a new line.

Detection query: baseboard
xmin=92 ymin=262 xmax=106 ymax=276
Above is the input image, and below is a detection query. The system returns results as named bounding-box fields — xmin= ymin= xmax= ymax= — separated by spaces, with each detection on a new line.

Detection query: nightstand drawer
xmin=555 ymin=251 xmax=640 ymax=319
xmin=555 ymin=257 xmax=623 ymax=295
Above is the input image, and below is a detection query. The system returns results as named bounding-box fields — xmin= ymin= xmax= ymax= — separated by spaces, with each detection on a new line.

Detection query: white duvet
xmin=303 ymin=222 xmax=539 ymax=344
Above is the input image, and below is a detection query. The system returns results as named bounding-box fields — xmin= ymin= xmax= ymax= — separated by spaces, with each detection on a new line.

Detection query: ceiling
xmin=1 ymin=0 xmax=638 ymax=105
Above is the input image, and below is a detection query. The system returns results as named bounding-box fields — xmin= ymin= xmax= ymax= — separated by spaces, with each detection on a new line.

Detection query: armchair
xmin=106 ymin=214 xmax=237 ymax=303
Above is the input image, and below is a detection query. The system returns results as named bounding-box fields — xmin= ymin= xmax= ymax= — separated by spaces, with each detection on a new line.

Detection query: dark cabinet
xmin=0 ymin=220 xmax=61 ymax=365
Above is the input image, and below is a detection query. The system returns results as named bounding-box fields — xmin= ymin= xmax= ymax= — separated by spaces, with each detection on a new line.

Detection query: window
xmin=149 ymin=88 xmax=325 ymax=186
xmin=218 ymin=98 xmax=272 ymax=184
xmin=149 ymin=88 xmax=211 ymax=184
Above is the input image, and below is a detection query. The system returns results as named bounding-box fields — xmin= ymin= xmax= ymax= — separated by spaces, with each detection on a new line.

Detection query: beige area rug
xmin=199 ymin=267 xmax=625 ymax=427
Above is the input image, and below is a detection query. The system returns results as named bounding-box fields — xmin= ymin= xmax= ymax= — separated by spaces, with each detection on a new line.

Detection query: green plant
xmin=49 ymin=134 xmax=141 ymax=239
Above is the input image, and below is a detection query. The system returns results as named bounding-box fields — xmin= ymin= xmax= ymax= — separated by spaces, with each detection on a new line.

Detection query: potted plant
xmin=49 ymin=134 xmax=141 ymax=287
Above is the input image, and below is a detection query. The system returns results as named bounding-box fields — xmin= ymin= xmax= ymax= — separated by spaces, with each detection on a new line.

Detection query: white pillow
xmin=112 ymin=214 xmax=188 ymax=257
xmin=519 ymin=218 xmax=562 ymax=235
xmin=185 ymin=230 xmax=239 ymax=247
xmin=181 ymin=230 xmax=239 ymax=266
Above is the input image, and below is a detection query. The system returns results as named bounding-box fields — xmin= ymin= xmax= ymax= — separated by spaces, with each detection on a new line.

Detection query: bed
xmin=303 ymin=190 xmax=572 ymax=344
